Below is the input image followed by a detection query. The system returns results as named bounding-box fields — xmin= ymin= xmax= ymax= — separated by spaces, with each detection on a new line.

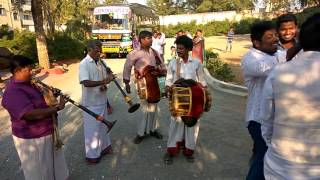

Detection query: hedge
xmin=0 ymin=31 xmax=86 ymax=63
xmin=161 ymin=7 xmax=320 ymax=37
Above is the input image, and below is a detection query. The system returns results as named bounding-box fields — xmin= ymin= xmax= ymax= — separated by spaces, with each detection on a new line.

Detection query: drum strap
xmin=151 ymin=48 xmax=162 ymax=66
xmin=176 ymin=57 xmax=181 ymax=80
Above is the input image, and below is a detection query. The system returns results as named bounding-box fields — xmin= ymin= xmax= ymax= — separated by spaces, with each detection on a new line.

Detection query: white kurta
xmin=165 ymin=56 xmax=206 ymax=151
xmin=260 ymin=51 xmax=320 ymax=179
xmin=13 ymin=135 xmax=69 ymax=180
xmin=241 ymin=48 xmax=282 ymax=126
xmin=79 ymin=55 xmax=111 ymax=159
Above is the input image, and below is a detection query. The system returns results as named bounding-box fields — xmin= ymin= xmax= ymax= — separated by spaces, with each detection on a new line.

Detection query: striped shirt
xmin=227 ymin=31 xmax=234 ymax=42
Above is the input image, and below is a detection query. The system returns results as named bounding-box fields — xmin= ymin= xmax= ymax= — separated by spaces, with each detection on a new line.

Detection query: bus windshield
xmin=93 ymin=13 xmax=129 ymax=30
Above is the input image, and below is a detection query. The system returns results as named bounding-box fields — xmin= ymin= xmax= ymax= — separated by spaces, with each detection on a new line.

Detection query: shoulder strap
xmin=151 ymin=48 xmax=162 ymax=66
xmin=176 ymin=57 xmax=181 ymax=80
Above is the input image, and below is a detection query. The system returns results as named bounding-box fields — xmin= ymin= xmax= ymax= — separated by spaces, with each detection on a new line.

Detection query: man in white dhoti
xmin=79 ymin=40 xmax=115 ymax=164
xmin=163 ymin=35 xmax=207 ymax=164
xmin=260 ymin=13 xmax=320 ymax=180
xmin=123 ymin=31 xmax=166 ymax=144
xmin=2 ymin=55 xmax=69 ymax=180
xmin=241 ymin=21 xmax=280 ymax=180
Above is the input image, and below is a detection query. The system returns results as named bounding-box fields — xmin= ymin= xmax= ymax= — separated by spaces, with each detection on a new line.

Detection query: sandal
xmin=133 ymin=135 xmax=144 ymax=144
xmin=86 ymin=157 xmax=100 ymax=165
xmin=150 ymin=130 xmax=163 ymax=139
xmin=163 ymin=153 xmax=173 ymax=165
xmin=186 ymin=155 xmax=195 ymax=163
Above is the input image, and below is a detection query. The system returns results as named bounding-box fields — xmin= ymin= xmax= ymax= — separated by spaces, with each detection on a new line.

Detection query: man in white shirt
xmin=241 ymin=21 xmax=280 ymax=180
xmin=261 ymin=13 xmax=320 ymax=180
xmin=163 ymin=35 xmax=207 ymax=165
xmin=79 ymin=40 xmax=115 ymax=164
xmin=151 ymin=30 xmax=166 ymax=61
xmin=151 ymin=31 xmax=162 ymax=55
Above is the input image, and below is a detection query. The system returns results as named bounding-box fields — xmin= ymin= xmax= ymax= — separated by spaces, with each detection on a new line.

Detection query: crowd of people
xmin=241 ymin=13 xmax=320 ymax=179
xmin=1 ymin=11 xmax=320 ymax=180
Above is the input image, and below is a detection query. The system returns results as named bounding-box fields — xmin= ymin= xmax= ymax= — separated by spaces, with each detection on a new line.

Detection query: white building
xmin=0 ymin=0 xmax=34 ymax=32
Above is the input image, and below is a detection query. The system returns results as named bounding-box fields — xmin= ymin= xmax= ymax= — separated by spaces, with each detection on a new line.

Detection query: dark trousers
xmin=246 ymin=121 xmax=268 ymax=180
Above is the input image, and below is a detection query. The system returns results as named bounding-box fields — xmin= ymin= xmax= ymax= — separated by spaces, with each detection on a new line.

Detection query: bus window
xmin=94 ymin=14 xmax=129 ymax=30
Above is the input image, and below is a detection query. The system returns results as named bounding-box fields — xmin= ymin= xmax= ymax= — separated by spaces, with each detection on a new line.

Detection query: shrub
xmin=65 ymin=18 xmax=90 ymax=41
xmin=206 ymin=48 xmax=219 ymax=59
xmin=162 ymin=18 xmax=259 ymax=37
xmin=0 ymin=30 xmax=37 ymax=62
xmin=293 ymin=7 xmax=320 ymax=26
xmin=233 ymin=18 xmax=262 ymax=34
xmin=205 ymin=49 xmax=235 ymax=82
xmin=162 ymin=20 xmax=233 ymax=38
xmin=0 ymin=31 xmax=86 ymax=63
xmin=47 ymin=32 xmax=86 ymax=61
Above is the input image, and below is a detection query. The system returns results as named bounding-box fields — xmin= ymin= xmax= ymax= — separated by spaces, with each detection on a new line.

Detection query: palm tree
xmin=31 ymin=0 xmax=50 ymax=69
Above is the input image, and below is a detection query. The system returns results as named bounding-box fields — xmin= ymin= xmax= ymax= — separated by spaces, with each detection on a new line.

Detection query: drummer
xmin=123 ymin=30 xmax=166 ymax=144
xmin=164 ymin=35 xmax=207 ymax=164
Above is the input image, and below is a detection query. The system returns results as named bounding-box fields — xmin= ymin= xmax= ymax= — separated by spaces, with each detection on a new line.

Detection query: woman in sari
xmin=192 ymin=29 xmax=205 ymax=64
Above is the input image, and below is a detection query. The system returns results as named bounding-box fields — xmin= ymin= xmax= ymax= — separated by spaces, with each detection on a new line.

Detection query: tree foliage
xmin=256 ymin=0 xmax=320 ymax=11
xmin=147 ymin=0 xmax=254 ymax=15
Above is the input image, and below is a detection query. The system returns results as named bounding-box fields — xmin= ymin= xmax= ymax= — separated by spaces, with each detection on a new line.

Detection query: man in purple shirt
xmin=1 ymin=55 xmax=69 ymax=180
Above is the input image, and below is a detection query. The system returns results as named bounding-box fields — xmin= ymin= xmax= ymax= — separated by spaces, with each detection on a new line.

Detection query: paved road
xmin=0 ymin=59 xmax=250 ymax=180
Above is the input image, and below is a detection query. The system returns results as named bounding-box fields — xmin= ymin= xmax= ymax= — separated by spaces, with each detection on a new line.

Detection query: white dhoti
xmin=83 ymin=103 xmax=111 ymax=159
xmin=137 ymin=100 xmax=158 ymax=136
xmin=167 ymin=116 xmax=200 ymax=156
xmin=12 ymin=134 xmax=69 ymax=180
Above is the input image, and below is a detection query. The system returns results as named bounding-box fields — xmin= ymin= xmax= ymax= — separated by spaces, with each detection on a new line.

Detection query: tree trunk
xmin=36 ymin=35 xmax=50 ymax=69
xmin=31 ymin=0 xmax=50 ymax=69
xmin=43 ymin=0 xmax=55 ymax=36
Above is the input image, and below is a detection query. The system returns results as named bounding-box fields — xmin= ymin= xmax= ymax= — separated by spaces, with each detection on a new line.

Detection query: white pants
xmin=13 ymin=135 xmax=69 ymax=180
xmin=137 ymin=100 xmax=158 ymax=136
xmin=167 ymin=116 xmax=200 ymax=150
xmin=83 ymin=103 xmax=111 ymax=159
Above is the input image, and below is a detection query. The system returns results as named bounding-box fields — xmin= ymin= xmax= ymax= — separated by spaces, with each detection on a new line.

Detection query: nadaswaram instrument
xmin=168 ymin=78 xmax=212 ymax=127
xmin=32 ymin=79 xmax=117 ymax=133
xmin=100 ymin=62 xmax=140 ymax=113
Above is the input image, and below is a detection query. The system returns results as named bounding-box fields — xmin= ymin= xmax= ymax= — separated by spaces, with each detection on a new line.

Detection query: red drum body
xmin=136 ymin=65 xmax=162 ymax=103
xmin=169 ymin=79 xmax=212 ymax=127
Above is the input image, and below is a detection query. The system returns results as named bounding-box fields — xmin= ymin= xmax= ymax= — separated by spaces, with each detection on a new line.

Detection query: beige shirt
xmin=165 ymin=56 xmax=207 ymax=87
xmin=79 ymin=55 xmax=109 ymax=106
xmin=261 ymin=51 xmax=320 ymax=179
xmin=123 ymin=48 xmax=165 ymax=82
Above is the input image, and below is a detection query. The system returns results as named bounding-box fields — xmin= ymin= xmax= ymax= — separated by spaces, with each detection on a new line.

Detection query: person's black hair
xmin=174 ymin=35 xmax=193 ymax=50
xmin=177 ymin=30 xmax=184 ymax=34
xmin=250 ymin=21 xmax=276 ymax=44
xmin=196 ymin=29 xmax=202 ymax=33
xmin=276 ymin=13 xmax=297 ymax=28
xmin=170 ymin=46 xmax=176 ymax=49
xmin=9 ymin=55 xmax=34 ymax=73
xmin=87 ymin=39 xmax=102 ymax=50
xmin=299 ymin=13 xmax=320 ymax=51
xmin=138 ymin=30 xmax=153 ymax=41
